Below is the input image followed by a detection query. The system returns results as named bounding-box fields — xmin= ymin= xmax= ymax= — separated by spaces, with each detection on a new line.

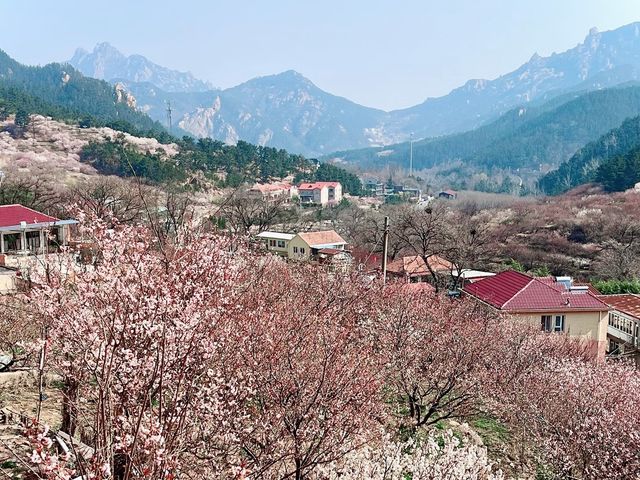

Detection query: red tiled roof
xmin=298 ymin=181 xmax=341 ymax=190
xmin=387 ymin=255 xmax=453 ymax=277
xmin=597 ymin=294 xmax=640 ymax=320
xmin=0 ymin=204 xmax=59 ymax=228
xmin=297 ymin=230 xmax=346 ymax=247
xmin=464 ymin=270 xmax=609 ymax=312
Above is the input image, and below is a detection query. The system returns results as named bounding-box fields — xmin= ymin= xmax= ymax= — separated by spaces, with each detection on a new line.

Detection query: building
xmin=256 ymin=231 xmax=295 ymax=256
xmin=362 ymin=179 xmax=385 ymax=197
xmin=392 ymin=185 xmax=422 ymax=200
xmin=288 ymin=230 xmax=347 ymax=260
xmin=438 ymin=190 xmax=457 ymax=200
xmin=249 ymin=182 xmax=298 ymax=201
xmin=386 ymin=255 xmax=453 ymax=283
xmin=256 ymin=229 xmax=348 ymax=263
xmin=0 ymin=204 xmax=77 ymax=257
xmin=596 ymin=294 xmax=640 ymax=356
xmin=298 ymin=182 xmax=342 ymax=206
xmin=463 ymin=271 xmax=610 ymax=358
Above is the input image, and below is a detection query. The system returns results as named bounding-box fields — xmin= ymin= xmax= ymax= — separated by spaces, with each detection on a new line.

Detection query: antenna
xmin=166 ymin=100 xmax=173 ymax=134
xmin=409 ymin=132 xmax=414 ymax=177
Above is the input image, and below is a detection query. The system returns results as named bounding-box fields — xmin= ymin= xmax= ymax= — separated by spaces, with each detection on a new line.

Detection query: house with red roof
xmin=597 ymin=294 xmax=640 ymax=356
xmin=0 ymin=204 xmax=78 ymax=257
xmin=386 ymin=255 xmax=453 ymax=283
xmin=463 ymin=270 xmax=610 ymax=358
xmin=297 ymin=182 xmax=342 ymax=206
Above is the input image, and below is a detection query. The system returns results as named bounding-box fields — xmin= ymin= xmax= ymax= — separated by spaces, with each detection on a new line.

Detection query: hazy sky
xmin=1 ymin=0 xmax=639 ymax=110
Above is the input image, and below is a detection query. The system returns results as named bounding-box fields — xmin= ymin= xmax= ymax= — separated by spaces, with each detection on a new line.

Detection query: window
xmin=277 ymin=240 xmax=286 ymax=248
xmin=269 ymin=239 xmax=276 ymax=247
xmin=300 ymin=247 xmax=305 ymax=254
xmin=293 ymin=247 xmax=298 ymax=254
xmin=541 ymin=315 xmax=565 ymax=332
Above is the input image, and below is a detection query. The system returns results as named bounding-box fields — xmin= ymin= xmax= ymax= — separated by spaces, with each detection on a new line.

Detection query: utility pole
xmin=409 ymin=132 xmax=414 ymax=177
xmin=166 ymin=100 xmax=173 ymax=134
xmin=382 ymin=216 xmax=389 ymax=285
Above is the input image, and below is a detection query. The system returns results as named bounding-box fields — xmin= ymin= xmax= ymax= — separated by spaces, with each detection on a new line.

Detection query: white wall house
xmin=297 ymin=182 xmax=342 ymax=206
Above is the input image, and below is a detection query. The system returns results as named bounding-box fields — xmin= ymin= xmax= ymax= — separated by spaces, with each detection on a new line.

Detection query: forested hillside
xmin=0 ymin=49 xmax=364 ymax=191
xmin=330 ymin=85 xmax=640 ymax=182
xmin=0 ymin=49 xmax=167 ymax=138
xmin=539 ymin=116 xmax=640 ymax=194
xmin=80 ymin=137 xmax=314 ymax=187
xmin=595 ymin=145 xmax=640 ymax=192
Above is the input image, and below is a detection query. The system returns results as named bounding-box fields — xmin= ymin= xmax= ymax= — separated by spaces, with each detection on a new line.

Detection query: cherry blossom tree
xmin=227 ymin=264 xmax=385 ymax=479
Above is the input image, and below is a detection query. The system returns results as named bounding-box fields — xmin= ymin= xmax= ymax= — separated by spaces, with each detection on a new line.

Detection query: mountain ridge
xmin=66 ymin=22 xmax=640 ymax=156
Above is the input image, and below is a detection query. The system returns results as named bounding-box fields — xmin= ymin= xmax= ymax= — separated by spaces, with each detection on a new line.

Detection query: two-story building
xmin=463 ymin=271 xmax=610 ymax=358
xmin=597 ymin=294 xmax=640 ymax=356
xmin=298 ymin=182 xmax=342 ymax=206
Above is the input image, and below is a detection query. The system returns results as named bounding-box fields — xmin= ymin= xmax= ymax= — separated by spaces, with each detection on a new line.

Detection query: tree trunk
xmin=61 ymin=377 xmax=79 ymax=436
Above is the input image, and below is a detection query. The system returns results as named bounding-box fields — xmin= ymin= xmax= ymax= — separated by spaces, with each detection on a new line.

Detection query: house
xmin=0 ymin=204 xmax=77 ymax=258
xmin=297 ymin=182 xmax=342 ymax=206
xmin=256 ymin=231 xmax=295 ymax=256
xmin=438 ymin=189 xmax=457 ymax=200
xmin=596 ymin=294 xmax=640 ymax=356
xmin=288 ymin=230 xmax=347 ymax=260
xmin=463 ymin=271 xmax=610 ymax=358
xmin=386 ymin=255 xmax=453 ymax=283
xmin=249 ymin=182 xmax=298 ymax=201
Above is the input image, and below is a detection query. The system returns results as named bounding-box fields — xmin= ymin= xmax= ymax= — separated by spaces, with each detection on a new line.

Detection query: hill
xmin=539 ymin=116 xmax=640 ymax=194
xmin=70 ymin=23 xmax=640 ymax=155
xmin=329 ymin=85 xmax=640 ymax=188
xmin=0 ymin=49 xmax=166 ymax=137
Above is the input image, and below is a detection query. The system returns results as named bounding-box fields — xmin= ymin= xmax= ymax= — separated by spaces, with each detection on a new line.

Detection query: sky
xmin=1 ymin=0 xmax=639 ymax=111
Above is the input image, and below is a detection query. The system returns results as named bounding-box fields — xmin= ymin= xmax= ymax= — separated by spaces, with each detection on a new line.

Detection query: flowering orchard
xmin=2 ymin=216 xmax=639 ymax=479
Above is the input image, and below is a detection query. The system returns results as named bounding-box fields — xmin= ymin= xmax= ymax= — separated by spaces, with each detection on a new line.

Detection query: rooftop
xmin=256 ymin=231 xmax=296 ymax=241
xmin=387 ymin=255 xmax=453 ymax=277
xmin=297 ymin=230 xmax=346 ymax=247
xmin=597 ymin=294 xmax=640 ymax=320
xmin=0 ymin=204 xmax=59 ymax=229
xmin=464 ymin=270 xmax=610 ymax=312
xmin=298 ymin=181 xmax=341 ymax=190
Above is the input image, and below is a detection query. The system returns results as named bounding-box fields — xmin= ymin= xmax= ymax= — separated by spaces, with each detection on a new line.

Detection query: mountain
xmin=69 ymin=42 xmax=215 ymax=93
xmin=539 ymin=115 xmax=640 ymax=194
xmin=390 ymin=24 xmax=640 ymax=140
xmin=0 ymin=48 xmax=164 ymax=135
xmin=69 ymin=23 xmax=640 ymax=156
xmin=329 ymin=85 xmax=640 ymax=185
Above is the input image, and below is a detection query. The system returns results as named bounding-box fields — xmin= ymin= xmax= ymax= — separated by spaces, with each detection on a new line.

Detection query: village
xmin=1 ymin=177 xmax=638 ymax=363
